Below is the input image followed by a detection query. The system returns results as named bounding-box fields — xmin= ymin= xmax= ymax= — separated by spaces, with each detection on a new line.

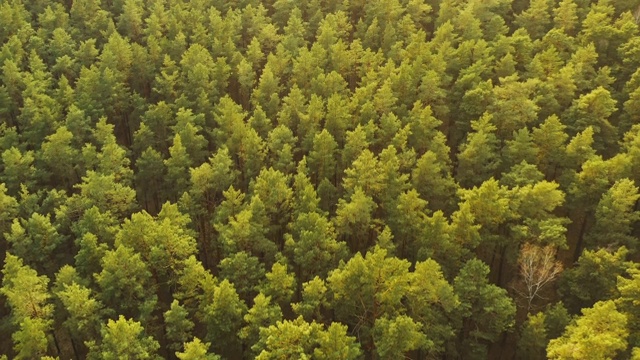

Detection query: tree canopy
xmin=1 ymin=0 xmax=640 ymax=359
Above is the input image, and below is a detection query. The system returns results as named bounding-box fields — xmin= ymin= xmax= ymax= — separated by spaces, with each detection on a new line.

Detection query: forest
xmin=1 ymin=0 xmax=640 ymax=358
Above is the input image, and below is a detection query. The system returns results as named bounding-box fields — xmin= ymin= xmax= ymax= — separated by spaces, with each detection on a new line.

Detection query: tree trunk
xmin=573 ymin=212 xmax=590 ymax=261
xmin=497 ymin=244 xmax=508 ymax=287
xmin=70 ymin=334 xmax=81 ymax=360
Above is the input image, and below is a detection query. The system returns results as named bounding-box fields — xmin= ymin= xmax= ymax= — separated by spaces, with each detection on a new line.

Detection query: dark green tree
xmin=452 ymin=259 xmax=516 ymax=359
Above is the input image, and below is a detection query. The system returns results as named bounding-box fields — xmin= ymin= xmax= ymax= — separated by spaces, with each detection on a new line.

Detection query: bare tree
xmin=515 ymin=243 xmax=563 ymax=312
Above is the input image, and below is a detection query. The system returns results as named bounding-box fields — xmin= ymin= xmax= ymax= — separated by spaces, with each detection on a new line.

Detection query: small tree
xmin=515 ymin=243 xmax=563 ymax=312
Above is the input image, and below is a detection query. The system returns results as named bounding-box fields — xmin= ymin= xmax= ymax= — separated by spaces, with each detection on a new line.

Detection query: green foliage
xmin=517 ymin=302 xmax=572 ymax=360
xmin=328 ymin=246 xmax=411 ymax=348
xmin=286 ymin=210 xmax=348 ymax=281
xmin=586 ymin=179 xmax=640 ymax=251
xmin=39 ymin=126 xmax=80 ymax=189
xmin=617 ymin=267 xmax=640 ymax=349
xmin=5 ymin=212 xmax=65 ymax=274
xmin=374 ymin=315 xmax=427 ymax=358
xmin=1 ymin=254 xmax=53 ymax=358
xmin=253 ymin=316 xmax=360 ymax=360
xmin=517 ymin=312 xmax=548 ymax=360
xmin=200 ymin=279 xmax=247 ymax=353
xmin=1 ymin=253 xmax=53 ymax=321
xmin=260 ymin=260 xmax=296 ymax=307
xmin=86 ymin=315 xmax=161 ymax=360
xmin=407 ymin=259 xmax=460 ymax=355
xmin=116 ymin=204 xmax=198 ymax=281
xmin=456 ymin=113 xmax=501 ymax=188
xmin=1 ymin=147 xmax=36 ymax=194
xmin=334 ymin=187 xmax=377 ymax=252
xmin=252 ymin=316 xmax=319 ymax=358
xmin=292 ymin=277 xmax=328 ymax=322
xmin=314 ymin=322 xmax=362 ymax=360
xmin=1 ymin=0 xmax=640 ymax=358
xmin=239 ymin=293 xmax=283 ymax=356
xmin=75 ymin=171 xmax=138 ymax=219
xmin=12 ymin=317 xmax=51 ymax=359
xmin=55 ymin=280 xmax=102 ymax=344
xmin=453 ymin=259 xmax=516 ymax=358
xmin=94 ymin=245 xmax=156 ymax=321
xmin=308 ymin=129 xmax=338 ymax=185
xmin=543 ymin=303 xmax=573 ymax=340
xmin=515 ymin=0 xmax=552 ymax=39
xmin=164 ymin=300 xmax=194 ymax=353
xmin=0 ymin=183 xmax=18 ymax=240
xmin=559 ymin=247 xmax=631 ymax=313
xmin=547 ymin=300 xmax=628 ymax=360
xmin=218 ymin=251 xmax=265 ymax=303
xmin=175 ymin=338 xmax=220 ymax=360
xmin=165 ymin=134 xmax=193 ymax=199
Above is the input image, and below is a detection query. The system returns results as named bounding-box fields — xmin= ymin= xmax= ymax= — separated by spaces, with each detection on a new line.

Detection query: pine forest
xmin=1 ymin=0 xmax=640 ymax=359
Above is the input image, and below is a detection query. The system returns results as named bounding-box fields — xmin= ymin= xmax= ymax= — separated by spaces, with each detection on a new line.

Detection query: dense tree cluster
xmin=1 ymin=0 xmax=640 ymax=358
